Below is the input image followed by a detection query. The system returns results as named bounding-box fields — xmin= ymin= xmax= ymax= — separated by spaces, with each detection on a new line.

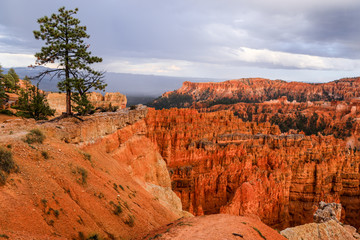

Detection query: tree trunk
xmin=66 ymin=88 xmax=71 ymax=115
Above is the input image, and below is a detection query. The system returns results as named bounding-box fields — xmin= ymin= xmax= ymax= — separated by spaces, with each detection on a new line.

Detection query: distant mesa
xmin=149 ymin=77 xmax=360 ymax=109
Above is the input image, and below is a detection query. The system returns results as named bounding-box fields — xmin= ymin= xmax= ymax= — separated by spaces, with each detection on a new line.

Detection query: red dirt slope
xmin=144 ymin=214 xmax=286 ymax=240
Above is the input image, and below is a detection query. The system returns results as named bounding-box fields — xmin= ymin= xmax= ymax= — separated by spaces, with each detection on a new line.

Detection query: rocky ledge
xmin=281 ymin=202 xmax=360 ymax=240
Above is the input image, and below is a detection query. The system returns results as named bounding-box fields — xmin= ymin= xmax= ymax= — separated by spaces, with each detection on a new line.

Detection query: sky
xmin=1 ymin=0 xmax=360 ymax=82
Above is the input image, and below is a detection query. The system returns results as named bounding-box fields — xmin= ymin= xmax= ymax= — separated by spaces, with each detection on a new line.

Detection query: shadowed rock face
xmin=145 ymin=108 xmax=360 ymax=230
xmin=314 ymin=201 xmax=342 ymax=223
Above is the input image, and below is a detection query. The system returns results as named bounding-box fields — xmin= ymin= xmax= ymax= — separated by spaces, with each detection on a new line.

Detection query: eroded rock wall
xmin=145 ymin=108 xmax=360 ymax=230
xmin=46 ymin=92 xmax=127 ymax=115
xmin=0 ymin=106 xmax=184 ymax=239
xmin=151 ymin=77 xmax=360 ymax=109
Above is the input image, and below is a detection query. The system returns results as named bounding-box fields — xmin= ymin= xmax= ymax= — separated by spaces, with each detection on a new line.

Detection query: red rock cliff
xmin=46 ymin=92 xmax=127 ymax=116
xmin=145 ymin=108 xmax=360 ymax=230
xmin=0 ymin=107 xmax=184 ymax=239
xmin=151 ymin=77 xmax=360 ymax=109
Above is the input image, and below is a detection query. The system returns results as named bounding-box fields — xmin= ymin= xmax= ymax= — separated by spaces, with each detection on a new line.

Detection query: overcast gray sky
xmin=1 ymin=0 xmax=360 ymax=82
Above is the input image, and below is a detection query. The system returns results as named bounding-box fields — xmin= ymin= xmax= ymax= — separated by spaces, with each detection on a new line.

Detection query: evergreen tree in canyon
xmin=15 ymin=84 xmax=55 ymax=120
xmin=33 ymin=7 xmax=106 ymax=116
xmin=0 ymin=65 xmax=8 ymax=106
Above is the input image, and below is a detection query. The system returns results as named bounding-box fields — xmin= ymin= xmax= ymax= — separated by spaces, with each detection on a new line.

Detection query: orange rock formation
xmin=46 ymin=92 xmax=127 ymax=115
xmin=145 ymin=108 xmax=360 ymax=230
xmin=151 ymin=77 xmax=360 ymax=109
xmin=0 ymin=107 xmax=184 ymax=239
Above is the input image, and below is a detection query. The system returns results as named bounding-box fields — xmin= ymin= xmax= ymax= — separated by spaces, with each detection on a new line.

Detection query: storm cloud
xmin=1 ymin=0 xmax=360 ymax=82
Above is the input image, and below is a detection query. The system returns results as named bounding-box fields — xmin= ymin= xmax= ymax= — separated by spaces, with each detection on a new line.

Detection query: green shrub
xmin=0 ymin=234 xmax=9 ymax=239
xmin=76 ymin=167 xmax=88 ymax=185
xmin=24 ymin=129 xmax=45 ymax=144
xmin=252 ymin=226 xmax=266 ymax=240
xmin=41 ymin=151 xmax=49 ymax=159
xmin=82 ymin=152 xmax=91 ymax=161
xmin=86 ymin=234 xmax=101 ymax=240
xmin=0 ymin=109 xmax=13 ymax=116
xmin=124 ymin=214 xmax=135 ymax=227
xmin=0 ymin=147 xmax=16 ymax=175
xmin=109 ymin=201 xmax=122 ymax=215
xmin=53 ymin=209 xmax=59 ymax=218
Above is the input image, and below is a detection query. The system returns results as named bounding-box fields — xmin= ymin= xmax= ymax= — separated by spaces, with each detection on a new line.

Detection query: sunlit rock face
xmin=150 ymin=77 xmax=360 ymax=109
xmin=145 ymin=108 xmax=360 ymax=230
xmin=46 ymin=92 xmax=127 ymax=115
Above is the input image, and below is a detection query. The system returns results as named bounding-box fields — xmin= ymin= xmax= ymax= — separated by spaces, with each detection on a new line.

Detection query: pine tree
xmin=0 ymin=65 xmax=8 ymax=107
xmin=6 ymin=68 xmax=19 ymax=91
xmin=33 ymin=7 xmax=106 ymax=116
xmin=15 ymin=84 xmax=55 ymax=120
xmin=72 ymin=92 xmax=94 ymax=115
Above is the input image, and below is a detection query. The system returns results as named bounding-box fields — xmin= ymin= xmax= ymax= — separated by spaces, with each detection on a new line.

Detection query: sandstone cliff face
xmin=201 ymin=98 xmax=360 ymax=142
xmin=150 ymin=77 xmax=360 ymax=109
xmin=145 ymin=108 xmax=360 ymax=230
xmin=46 ymin=92 xmax=127 ymax=115
xmin=43 ymin=106 xmax=147 ymax=144
xmin=0 ymin=107 xmax=183 ymax=239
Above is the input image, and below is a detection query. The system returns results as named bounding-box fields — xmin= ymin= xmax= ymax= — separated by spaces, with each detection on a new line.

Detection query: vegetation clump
xmin=98 ymin=103 xmax=119 ymax=112
xmin=252 ymin=226 xmax=266 ymax=240
xmin=75 ymin=167 xmax=88 ymax=185
xmin=41 ymin=151 xmax=49 ymax=159
xmin=13 ymin=82 xmax=55 ymax=120
xmin=123 ymin=214 xmax=135 ymax=227
xmin=148 ymin=92 xmax=193 ymax=109
xmin=82 ymin=152 xmax=91 ymax=161
xmin=0 ymin=147 xmax=17 ymax=185
xmin=24 ymin=129 xmax=45 ymax=144
xmin=0 ymin=234 xmax=9 ymax=239
xmin=109 ymin=201 xmax=123 ymax=215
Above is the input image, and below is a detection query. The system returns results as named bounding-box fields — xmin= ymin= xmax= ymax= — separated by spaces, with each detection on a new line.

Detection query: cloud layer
xmin=1 ymin=0 xmax=360 ymax=82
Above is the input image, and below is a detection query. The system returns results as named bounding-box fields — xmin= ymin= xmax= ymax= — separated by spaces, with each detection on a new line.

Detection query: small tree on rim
xmin=15 ymin=84 xmax=55 ymax=120
xmin=33 ymin=7 xmax=106 ymax=116
xmin=0 ymin=65 xmax=8 ymax=106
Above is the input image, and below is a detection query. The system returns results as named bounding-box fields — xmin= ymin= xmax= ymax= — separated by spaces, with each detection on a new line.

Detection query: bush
xmin=86 ymin=234 xmax=101 ymax=240
xmin=109 ymin=201 xmax=122 ymax=215
xmin=0 ymin=147 xmax=17 ymax=185
xmin=123 ymin=214 xmax=135 ymax=227
xmin=14 ymin=84 xmax=55 ymax=120
xmin=41 ymin=151 xmax=49 ymax=159
xmin=76 ymin=167 xmax=88 ymax=185
xmin=147 ymin=92 xmax=194 ymax=109
xmin=0 ymin=147 xmax=15 ymax=174
xmin=98 ymin=103 xmax=119 ymax=113
xmin=0 ymin=234 xmax=9 ymax=239
xmin=0 ymin=109 xmax=14 ymax=116
xmin=24 ymin=129 xmax=45 ymax=144
xmin=82 ymin=152 xmax=91 ymax=161
xmin=252 ymin=226 xmax=266 ymax=240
